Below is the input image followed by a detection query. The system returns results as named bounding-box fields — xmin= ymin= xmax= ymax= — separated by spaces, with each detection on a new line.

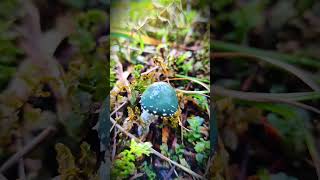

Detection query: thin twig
xmin=141 ymin=66 xmax=159 ymax=76
xmin=110 ymin=101 xmax=127 ymax=117
xmin=179 ymin=118 xmax=188 ymax=145
xmin=110 ymin=101 xmax=128 ymax=133
xmin=110 ymin=117 xmax=204 ymax=179
xmin=0 ymin=126 xmax=56 ymax=173
xmin=179 ymin=120 xmax=191 ymax=132
xmin=170 ymin=77 xmax=210 ymax=91
xmin=165 ymin=165 xmax=176 ymax=179
xmin=129 ymin=172 xmax=144 ymax=180
xmin=112 ymin=128 xmax=118 ymax=161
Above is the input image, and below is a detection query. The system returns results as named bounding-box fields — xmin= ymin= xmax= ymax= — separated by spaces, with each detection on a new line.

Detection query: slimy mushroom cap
xmin=140 ymin=82 xmax=178 ymax=117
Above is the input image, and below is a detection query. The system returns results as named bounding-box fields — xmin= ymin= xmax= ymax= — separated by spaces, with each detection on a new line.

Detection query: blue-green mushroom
xmin=140 ymin=82 xmax=179 ymax=123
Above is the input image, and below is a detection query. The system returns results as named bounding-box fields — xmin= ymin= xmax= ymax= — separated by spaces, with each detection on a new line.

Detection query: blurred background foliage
xmin=211 ymin=0 xmax=320 ymax=179
xmin=0 ymin=0 xmax=107 ymax=179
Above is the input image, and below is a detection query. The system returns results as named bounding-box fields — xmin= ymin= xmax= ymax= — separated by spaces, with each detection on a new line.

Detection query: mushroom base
xmin=137 ymin=110 xmax=158 ymax=137
xmin=141 ymin=109 xmax=158 ymax=124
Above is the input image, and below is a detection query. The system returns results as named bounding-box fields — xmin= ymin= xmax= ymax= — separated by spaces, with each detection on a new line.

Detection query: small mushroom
xmin=140 ymin=82 xmax=179 ymax=123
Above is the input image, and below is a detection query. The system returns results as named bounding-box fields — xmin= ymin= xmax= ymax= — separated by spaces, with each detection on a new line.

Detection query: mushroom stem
xmin=138 ymin=110 xmax=158 ymax=137
xmin=141 ymin=110 xmax=157 ymax=124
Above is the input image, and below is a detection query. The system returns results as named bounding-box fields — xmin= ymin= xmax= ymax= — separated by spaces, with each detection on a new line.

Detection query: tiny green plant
xmin=111 ymin=139 xmax=153 ymax=180
xmin=194 ymin=138 xmax=210 ymax=165
xmin=184 ymin=116 xmax=210 ymax=166
xmin=141 ymin=161 xmax=157 ymax=180
xmin=70 ymin=10 xmax=107 ymax=54
xmin=175 ymin=51 xmax=193 ymax=75
xmin=160 ymin=143 xmax=191 ymax=169
xmin=185 ymin=116 xmax=204 ymax=143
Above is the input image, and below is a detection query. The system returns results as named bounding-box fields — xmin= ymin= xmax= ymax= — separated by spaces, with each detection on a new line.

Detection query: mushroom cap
xmin=140 ymin=82 xmax=178 ymax=117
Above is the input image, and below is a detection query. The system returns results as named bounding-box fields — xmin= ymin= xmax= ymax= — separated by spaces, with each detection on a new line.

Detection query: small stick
xmin=141 ymin=66 xmax=159 ymax=76
xmin=129 ymin=172 xmax=144 ymax=180
xmin=180 ymin=120 xmax=184 ymax=145
xmin=179 ymin=120 xmax=191 ymax=132
xmin=169 ymin=77 xmax=210 ymax=91
xmin=164 ymin=165 xmax=176 ymax=179
xmin=112 ymin=128 xmax=118 ymax=161
xmin=110 ymin=117 xmax=204 ymax=179
xmin=0 ymin=126 xmax=56 ymax=173
xmin=110 ymin=101 xmax=127 ymax=117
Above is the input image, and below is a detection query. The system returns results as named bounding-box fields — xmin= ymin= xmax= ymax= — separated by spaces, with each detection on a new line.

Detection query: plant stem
xmin=110 ymin=101 xmax=127 ymax=117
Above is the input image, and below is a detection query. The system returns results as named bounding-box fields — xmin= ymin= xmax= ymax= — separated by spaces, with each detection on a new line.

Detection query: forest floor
xmin=0 ymin=0 xmax=319 ymax=180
